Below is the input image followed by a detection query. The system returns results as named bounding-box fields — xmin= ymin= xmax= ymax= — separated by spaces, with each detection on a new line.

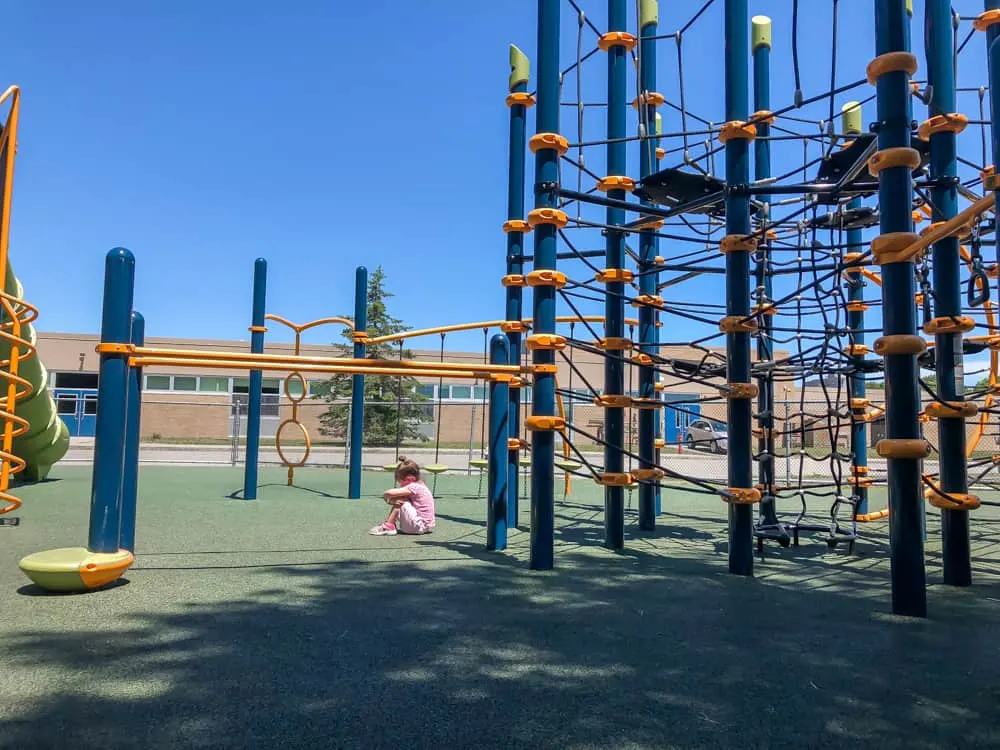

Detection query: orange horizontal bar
xmin=130 ymin=356 xmax=504 ymax=379
xmin=368 ymin=314 xmax=645 ymax=345
xmin=128 ymin=346 xmax=525 ymax=374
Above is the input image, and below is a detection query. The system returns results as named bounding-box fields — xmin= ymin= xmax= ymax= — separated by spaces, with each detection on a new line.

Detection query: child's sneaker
xmin=368 ymin=522 xmax=397 ymax=536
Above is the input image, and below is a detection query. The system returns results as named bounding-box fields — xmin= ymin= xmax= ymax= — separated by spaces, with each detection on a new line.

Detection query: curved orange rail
xmin=263 ymin=315 xmax=355 ymax=485
xmin=0 ymin=86 xmax=35 ymax=518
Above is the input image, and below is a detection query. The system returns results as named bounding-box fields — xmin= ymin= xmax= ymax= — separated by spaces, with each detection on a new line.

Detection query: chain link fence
xmin=58 ymin=394 xmax=1000 ymax=492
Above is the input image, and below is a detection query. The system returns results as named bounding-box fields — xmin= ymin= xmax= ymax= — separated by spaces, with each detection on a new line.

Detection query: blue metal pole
xmin=603 ymin=0 xmax=627 ymax=550
xmin=724 ymin=0 xmax=754 ymax=576
xmin=242 ymin=258 xmax=267 ymax=500
xmin=874 ymin=0 xmax=926 ymax=618
xmin=505 ymin=44 xmax=531 ymax=531
xmin=118 ymin=311 xmax=144 ymax=554
xmin=348 ymin=265 xmax=368 ymax=499
xmin=927 ymin=0 xmax=971 ymax=586
xmin=487 ymin=334 xmax=510 ymax=551
xmin=529 ymin=0 xmax=560 ymax=570
xmin=636 ymin=0 xmax=659 ymax=532
xmin=989 ymin=3 xmax=1000 ymax=294
xmin=87 ymin=247 xmax=135 ymax=554
xmin=841 ymin=102 xmax=870 ymax=517
xmin=751 ymin=16 xmax=779 ymax=535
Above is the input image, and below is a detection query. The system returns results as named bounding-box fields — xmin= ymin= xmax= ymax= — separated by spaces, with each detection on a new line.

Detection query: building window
xmin=145 ymin=375 xmax=171 ymax=391
xmin=416 ymin=384 xmax=435 ymax=399
xmin=285 ymin=378 xmax=304 ymax=397
xmin=473 ymin=385 xmax=487 ymax=401
xmin=173 ymin=375 xmax=198 ymax=392
xmin=199 ymin=376 xmax=230 ymax=393
xmin=450 ymin=385 xmax=472 ymax=401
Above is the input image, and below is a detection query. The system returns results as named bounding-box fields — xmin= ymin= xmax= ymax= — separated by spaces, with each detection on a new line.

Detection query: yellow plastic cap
xmin=841 ymin=101 xmax=862 ymax=136
xmin=509 ymin=44 xmax=529 ymax=91
xmin=655 ymin=112 xmax=662 ymax=135
xmin=752 ymin=16 xmax=771 ymax=51
xmin=640 ymin=0 xmax=658 ymax=28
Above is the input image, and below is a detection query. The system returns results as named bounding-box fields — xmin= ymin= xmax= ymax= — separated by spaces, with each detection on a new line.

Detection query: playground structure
xmin=0 ymin=85 xmax=70 ymax=527
xmin=12 ymin=0 xmax=1000 ymax=624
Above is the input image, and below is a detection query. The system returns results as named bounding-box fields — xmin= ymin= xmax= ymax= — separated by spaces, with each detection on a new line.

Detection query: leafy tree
xmin=313 ymin=266 xmax=431 ymax=446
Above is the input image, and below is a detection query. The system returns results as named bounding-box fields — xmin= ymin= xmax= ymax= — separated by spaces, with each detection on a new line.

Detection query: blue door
xmin=663 ymin=395 xmax=700 ymax=446
xmin=54 ymin=388 xmax=98 ymax=437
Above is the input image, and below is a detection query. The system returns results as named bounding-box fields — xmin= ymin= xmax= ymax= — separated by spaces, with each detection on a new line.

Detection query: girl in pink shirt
xmin=368 ymin=456 xmax=436 ymax=536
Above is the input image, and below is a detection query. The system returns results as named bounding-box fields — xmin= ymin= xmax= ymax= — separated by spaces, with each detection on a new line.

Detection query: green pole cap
xmin=906 ymin=0 xmax=912 ymax=16
xmin=841 ymin=101 xmax=862 ymax=136
xmin=640 ymin=0 xmax=658 ymax=28
xmin=509 ymin=45 xmax=530 ymax=91
xmin=752 ymin=15 xmax=771 ymax=52
xmin=655 ymin=112 xmax=662 ymax=135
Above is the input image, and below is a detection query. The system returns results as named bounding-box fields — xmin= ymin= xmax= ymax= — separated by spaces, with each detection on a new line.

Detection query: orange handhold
xmin=528 ymin=132 xmax=569 ymax=155
xmin=595 ymin=268 xmax=635 ymax=283
xmin=596 ymin=175 xmax=636 ymax=193
xmin=526 ymin=415 xmax=566 ymax=431
xmin=501 ymin=274 xmax=527 ymax=287
xmin=527 ymin=208 xmax=569 ymax=229
xmin=865 ymin=51 xmax=918 ymax=85
xmin=526 ymin=333 xmax=567 ymax=351
xmin=597 ymin=31 xmax=637 ymax=51
xmin=505 ymin=92 xmax=536 ymax=108
xmin=502 ymin=219 xmax=531 ymax=234
xmin=718 ymin=120 xmax=757 ymax=144
xmin=917 ymin=113 xmax=968 ymax=141
xmin=720 ymin=234 xmax=758 ymax=253
xmin=525 ymin=269 xmax=567 ymax=287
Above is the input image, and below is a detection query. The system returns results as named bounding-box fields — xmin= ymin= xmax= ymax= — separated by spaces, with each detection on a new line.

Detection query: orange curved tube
xmin=855 ymin=509 xmax=889 ymax=522
xmin=0 ymin=86 xmax=32 ymax=517
xmin=265 ymin=314 xmax=354 ymax=335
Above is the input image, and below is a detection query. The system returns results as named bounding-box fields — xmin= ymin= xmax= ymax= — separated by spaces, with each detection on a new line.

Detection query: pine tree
xmin=314 ymin=266 xmax=431 ymax=445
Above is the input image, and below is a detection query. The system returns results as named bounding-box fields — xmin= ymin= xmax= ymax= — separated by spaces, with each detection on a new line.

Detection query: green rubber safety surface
xmin=1 ymin=465 xmax=1000 ymax=748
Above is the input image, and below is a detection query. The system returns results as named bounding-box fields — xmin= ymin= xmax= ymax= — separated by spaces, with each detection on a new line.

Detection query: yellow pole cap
xmin=841 ymin=101 xmax=863 ymax=136
xmin=752 ymin=15 xmax=771 ymax=52
xmin=509 ymin=44 xmax=530 ymax=91
xmin=655 ymin=112 xmax=662 ymax=135
xmin=640 ymin=0 xmax=658 ymax=28
xmin=906 ymin=0 xmax=913 ymax=16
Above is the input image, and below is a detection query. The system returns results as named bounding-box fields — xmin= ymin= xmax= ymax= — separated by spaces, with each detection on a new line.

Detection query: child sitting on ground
xmin=368 ymin=456 xmax=436 ymax=536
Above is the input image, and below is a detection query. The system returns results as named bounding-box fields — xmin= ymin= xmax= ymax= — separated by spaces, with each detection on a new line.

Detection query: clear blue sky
xmin=3 ymin=0 xmax=993 ymax=368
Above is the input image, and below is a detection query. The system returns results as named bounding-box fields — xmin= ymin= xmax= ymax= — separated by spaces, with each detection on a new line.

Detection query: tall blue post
xmin=348 ymin=265 xmax=368 ymax=499
xmin=842 ymin=102 xmax=870 ymax=517
xmin=88 ymin=248 xmax=136 ymax=553
xmin=119 ymin=311 xmax=144 ymax=554
xmin=487 ymin=335 xmax=510 ymax=551
xmin=873 ymin=0 xmax=926 ymax=617
xmin=723 ymin=0 xmax=754 ymax=576
xmin=751 ymin=15 xmax=779 ymax=533
xmin=505 ymin=45 xmax=531 ymax=530
xmin=602 ymin=0 xmax=628 ymax=550
xmin=529 ymin=0 xmax=560 ymax=570
xmin=242 ymin=259 xmax=267 ymax=500
xmin=636 ymin=0 xmax=659 ymax=532
xmin=927 ymin=0 xmax=971 ymax=586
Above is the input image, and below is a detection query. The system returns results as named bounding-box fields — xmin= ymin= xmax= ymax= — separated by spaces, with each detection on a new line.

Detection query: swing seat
xmin=518 ymin=457 xmax=531 ymax=468
xmin=382 ymin=464 xmax=399 ymax=473
xmin=424 ymin=464 xmax=449 ymax=474
xmin=469 ymin=459 xmax=489 ymax=470
xmin=554 ymin=459 xmax=582 ymax=472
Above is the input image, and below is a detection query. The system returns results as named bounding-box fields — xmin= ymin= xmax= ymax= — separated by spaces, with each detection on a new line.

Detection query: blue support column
xmin=602 ymin=0 xmax=627 ymax=551
xmin=636 ymin=0 xmax=659 ymax=532
xmin=348 ymin=265 xmax=368 ymax=499
xmin=242 ymin=258 xmax=267 ymax=501
xmin=529 ymin=0 xmax=560 ymax=570
xmin=487 ymin=335 xmax=510 ymax=551
xmin=87 ymin=248 xmax=136 ymax=554
xmin=842 ymin=102 xmax=870 ymax=517
xmin=751 ymin=15 xmax=779 ymax=535
xmin=654 ymin=110 xmax=663 ymax=518
xmin=874 ymin=0 xmax=926 ymax=618
xmin=119 ymin=311 xmax=144 ymax=554
xmin=724 ymin=0 xmax=754 ymax=576
xmin=505 ymin=44 xmax=531 ymax=531
xmin=927 ymin=0 xmax=971 ymax=586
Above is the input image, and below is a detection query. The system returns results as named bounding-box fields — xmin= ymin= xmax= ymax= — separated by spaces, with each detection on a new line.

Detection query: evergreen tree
xmin=314 ymin=266 xmax=431 ymax=445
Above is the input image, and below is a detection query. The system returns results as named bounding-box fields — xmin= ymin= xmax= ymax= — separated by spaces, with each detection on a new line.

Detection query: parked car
xmin=686 ymin=419 xmax=728 ymax=453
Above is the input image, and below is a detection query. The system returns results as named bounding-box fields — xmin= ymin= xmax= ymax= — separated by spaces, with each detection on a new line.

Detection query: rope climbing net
xmin=501 ymin=0 xmax=1000 ymax=574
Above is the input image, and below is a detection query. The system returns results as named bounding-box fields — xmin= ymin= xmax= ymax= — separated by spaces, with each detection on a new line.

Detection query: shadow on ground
xmin=3 ymin=525 xmax=1000 ymax=748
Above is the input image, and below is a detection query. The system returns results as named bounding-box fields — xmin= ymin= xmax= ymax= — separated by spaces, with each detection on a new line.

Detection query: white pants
xmin=398 ymin=502 xmax=429 ymax=534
